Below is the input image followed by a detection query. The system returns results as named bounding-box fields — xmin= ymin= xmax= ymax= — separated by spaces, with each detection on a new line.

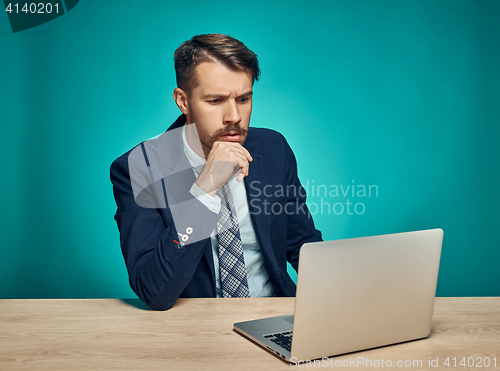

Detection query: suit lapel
xmin=243 ymin=142 xmax=279 ymax=285
xmin=244 ymin=153 xmax=271 ymax=245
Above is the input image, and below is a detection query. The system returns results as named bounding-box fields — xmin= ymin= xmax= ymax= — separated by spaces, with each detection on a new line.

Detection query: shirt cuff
xmin=189 ymin=182 xmax=221 ymax=214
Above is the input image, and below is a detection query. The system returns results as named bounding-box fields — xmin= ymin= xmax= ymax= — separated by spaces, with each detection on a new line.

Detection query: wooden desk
xmin=0 ymin=298 xmax=498 ymax=370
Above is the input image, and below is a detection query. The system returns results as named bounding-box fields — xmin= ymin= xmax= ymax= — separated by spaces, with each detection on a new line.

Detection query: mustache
xmin=212 ymin=125 xmax=249 ymax=138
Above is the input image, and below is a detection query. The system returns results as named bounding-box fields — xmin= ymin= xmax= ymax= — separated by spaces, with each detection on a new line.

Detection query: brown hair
xmin=174 ymin=34 xmax=260 ymax=92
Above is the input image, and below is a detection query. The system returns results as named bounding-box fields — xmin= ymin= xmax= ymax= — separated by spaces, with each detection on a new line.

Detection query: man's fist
xmin=195 ymin=141 xmax=253 ymax=196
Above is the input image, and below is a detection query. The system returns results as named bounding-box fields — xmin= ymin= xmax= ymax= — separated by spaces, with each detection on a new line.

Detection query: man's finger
xmin=214 ymin=141 xmax=253 ymax=163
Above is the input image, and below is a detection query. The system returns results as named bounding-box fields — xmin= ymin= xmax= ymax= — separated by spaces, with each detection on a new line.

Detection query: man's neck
xmin=185 ymin=122 xmax=207 ymax=158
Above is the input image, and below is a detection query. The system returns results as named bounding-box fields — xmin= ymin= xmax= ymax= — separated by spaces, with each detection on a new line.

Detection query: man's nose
xmin=224 ymin=100 xmax=241 ymax=125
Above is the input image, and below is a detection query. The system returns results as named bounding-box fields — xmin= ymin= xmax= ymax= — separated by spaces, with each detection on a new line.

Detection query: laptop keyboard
xmin=264 ymin=331 xmax=293 ymax=352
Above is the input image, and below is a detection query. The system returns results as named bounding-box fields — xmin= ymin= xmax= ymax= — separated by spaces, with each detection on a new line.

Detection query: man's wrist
xmin=195 ymin=177 xmax=217 ymax=197
xmin=190 ymin=182 xmax=221 ymax=213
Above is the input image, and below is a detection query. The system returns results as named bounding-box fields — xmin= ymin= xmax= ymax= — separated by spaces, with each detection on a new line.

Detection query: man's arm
xmin=111 ymin=156 xmax=220 ymax=310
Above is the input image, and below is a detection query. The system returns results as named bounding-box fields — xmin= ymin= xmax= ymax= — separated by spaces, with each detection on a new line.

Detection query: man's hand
xmin=195 ymin=141 xmax=253 ymax=196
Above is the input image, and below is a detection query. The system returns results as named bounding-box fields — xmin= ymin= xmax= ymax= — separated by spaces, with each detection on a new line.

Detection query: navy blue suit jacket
xmin=110 ymin=115 xmax=322 ymax=310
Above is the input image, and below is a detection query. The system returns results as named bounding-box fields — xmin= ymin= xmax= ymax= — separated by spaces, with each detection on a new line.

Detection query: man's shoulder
xmin=111 ymin=140 xmax=147 ymax=171
xmin=111 ymin=114 xmax=185 ymax=170
xmin=110 ymin=130 xmax=168 ymax=174
xmin=248 ymin=126 xmax=285 ymax=139
xmin=247 ymin=127 xmax=287 ymax=145
xmin=246 ymin=127 xmax=289 ymax=155
xmin=111 ymin=148 xmax=133 ymax=174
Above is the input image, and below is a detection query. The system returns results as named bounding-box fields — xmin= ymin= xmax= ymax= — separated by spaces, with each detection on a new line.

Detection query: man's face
xmin=180 ymin=61 xmax=253 ymax=157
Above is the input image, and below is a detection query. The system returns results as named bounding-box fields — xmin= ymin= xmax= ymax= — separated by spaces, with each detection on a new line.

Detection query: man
xmin=111 ymin=34 xmax=322 ymax=310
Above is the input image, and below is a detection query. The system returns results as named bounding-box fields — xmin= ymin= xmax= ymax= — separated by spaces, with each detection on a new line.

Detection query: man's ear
xmin=173 ymin=88 xmax=189 ymax=115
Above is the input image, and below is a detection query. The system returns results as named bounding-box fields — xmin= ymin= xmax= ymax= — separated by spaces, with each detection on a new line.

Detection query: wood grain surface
xmin=0 ymin=297 xmax=499 ymax=370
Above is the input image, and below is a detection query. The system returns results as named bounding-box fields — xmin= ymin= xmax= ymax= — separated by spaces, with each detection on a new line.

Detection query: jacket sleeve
xmin=110 ymin=155 xmax=220 ymax=310
xmin=281 ymin=135 xmax=323 ymax=271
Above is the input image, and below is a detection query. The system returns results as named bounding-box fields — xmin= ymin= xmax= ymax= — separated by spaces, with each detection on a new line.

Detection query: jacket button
xmin=178 ymin=241 xmax=186 ymax=250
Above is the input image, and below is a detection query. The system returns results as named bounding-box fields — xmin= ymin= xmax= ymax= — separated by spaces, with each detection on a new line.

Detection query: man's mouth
xmin=211 ymin=125 xmax=248 ymax=144
xmin=220 ymin=132 xmax=243 ymax=142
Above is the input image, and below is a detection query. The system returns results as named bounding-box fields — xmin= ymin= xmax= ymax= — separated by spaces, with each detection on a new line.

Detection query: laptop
xmin=233 ymin=228 xmax=443 ymax=362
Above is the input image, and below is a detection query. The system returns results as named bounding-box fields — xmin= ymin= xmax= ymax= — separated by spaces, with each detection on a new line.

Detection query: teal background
xmin=1 ymin=0 xmax=498 ymax=299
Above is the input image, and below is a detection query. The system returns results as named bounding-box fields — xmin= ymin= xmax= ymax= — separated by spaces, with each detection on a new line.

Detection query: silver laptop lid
xmin=291 ymin=229 xmax=443 ymax=361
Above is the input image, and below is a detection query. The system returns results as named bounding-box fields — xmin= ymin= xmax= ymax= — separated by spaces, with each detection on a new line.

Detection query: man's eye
xmin=239 ymin=97 xmax=249 ymax=103
xmin=210 ymin=99 xmax=220 ymax=104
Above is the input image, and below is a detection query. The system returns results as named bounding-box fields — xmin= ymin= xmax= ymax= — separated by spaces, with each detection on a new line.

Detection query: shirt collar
xmin=182 ymin=123 xmax=206 ymax=176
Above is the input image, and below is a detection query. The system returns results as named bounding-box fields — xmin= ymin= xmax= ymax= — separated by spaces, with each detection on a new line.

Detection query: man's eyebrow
xmin=239 ymin=90 xmax=253 ymax=97
xmin=201 ymin=91 xmax=253 ymax=99
xmin=202 ymin=93 xmax=229 ymax=99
